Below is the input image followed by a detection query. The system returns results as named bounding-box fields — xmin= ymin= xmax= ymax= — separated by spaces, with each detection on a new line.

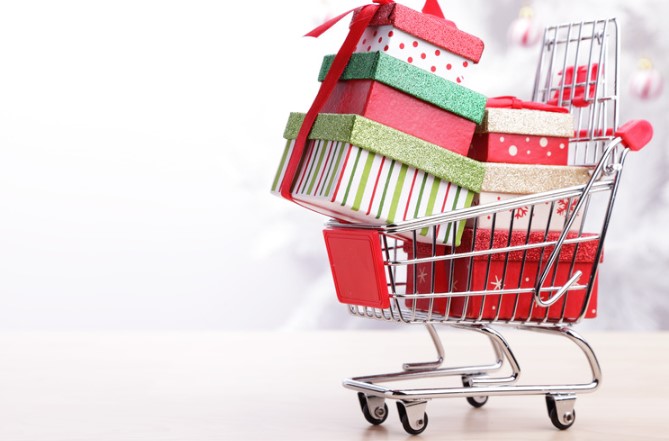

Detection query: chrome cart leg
xmin=522 ymin=326 xmax=600 ymax=430
xmin=396 ymin=400 xmax=429 ymax=435
xmin=522 ymin=325 xmax=602 ymax=391
xmin=402 ymin=324 xmax=445 ymax=371
xmin=456 ymin=324 xmax=521 ymax=386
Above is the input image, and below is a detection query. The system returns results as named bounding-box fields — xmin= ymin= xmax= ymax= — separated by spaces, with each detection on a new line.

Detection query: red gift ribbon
xmin=279 ymin=0 xmax=446 ymax=203
xmin=486 ymin=96 xmax=570 ymax=113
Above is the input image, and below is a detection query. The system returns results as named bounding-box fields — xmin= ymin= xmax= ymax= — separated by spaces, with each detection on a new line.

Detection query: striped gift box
xmin=272 ymin=138 xmax=475 ymax=245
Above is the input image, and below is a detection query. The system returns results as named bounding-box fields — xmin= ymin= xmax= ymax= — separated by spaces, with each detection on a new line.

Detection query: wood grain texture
xmin=0 ymin=330 xmax=666 ymax=440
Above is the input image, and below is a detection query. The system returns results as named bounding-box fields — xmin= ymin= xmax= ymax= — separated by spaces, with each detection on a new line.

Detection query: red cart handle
xmin=615 ymin=119 xmax=653 ymax=151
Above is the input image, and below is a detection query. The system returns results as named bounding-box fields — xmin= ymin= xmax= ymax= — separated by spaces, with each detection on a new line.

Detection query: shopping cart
xmin=322 ymin=18 xmax=652 ymax=435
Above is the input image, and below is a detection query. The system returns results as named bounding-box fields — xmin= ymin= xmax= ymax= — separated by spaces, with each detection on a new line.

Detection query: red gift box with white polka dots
xmin=354 ymin=25 xmax=479 ymax=86
xmin=469 ymin=97 xmax=575 ymax=166
xmin=351 ymin=2 xmax=484 ymax=85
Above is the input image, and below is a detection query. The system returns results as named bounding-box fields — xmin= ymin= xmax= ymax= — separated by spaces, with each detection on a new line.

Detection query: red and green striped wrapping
xmin=271 ymin=113 xmax=484 ymax=245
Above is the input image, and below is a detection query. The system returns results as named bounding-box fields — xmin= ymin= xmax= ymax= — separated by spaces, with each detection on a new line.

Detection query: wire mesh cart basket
xmin=322 ymin=18 xmax=652 ymax=435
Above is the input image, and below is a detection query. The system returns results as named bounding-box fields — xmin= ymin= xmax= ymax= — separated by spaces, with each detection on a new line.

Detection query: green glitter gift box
xmin=317 ymin=51 xmax=487 ymax=156
xmin=271 ymin=112 xmax=485 ymax=246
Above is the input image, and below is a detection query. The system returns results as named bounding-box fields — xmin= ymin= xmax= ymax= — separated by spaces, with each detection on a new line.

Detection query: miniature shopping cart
xmin=322 ymin=19 xmax=652 ymax=435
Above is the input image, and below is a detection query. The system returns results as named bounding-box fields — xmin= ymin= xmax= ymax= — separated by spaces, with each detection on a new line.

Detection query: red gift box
xmin=351 ymin=2 xmax=484 ymax=84
xmin=404 ymin=229 xmax=600 ymax=322
xmin=469 ymin=96 xmax=575 ymax=166
xmin=321 ymin=79 xmax=476 ymax=156
xmin=404 ymin=241 xmax=453 ymax=315
xmin=359 ymin=2 xmax=485 ymax=63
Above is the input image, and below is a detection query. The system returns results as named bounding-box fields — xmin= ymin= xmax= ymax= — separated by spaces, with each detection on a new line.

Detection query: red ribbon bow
xmin=279 ymin=0 xmax=446 ymax=202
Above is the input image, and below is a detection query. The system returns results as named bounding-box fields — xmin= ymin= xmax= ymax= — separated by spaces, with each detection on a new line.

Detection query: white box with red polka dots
xmin=354 ymin=25 xmax=477 ymax=85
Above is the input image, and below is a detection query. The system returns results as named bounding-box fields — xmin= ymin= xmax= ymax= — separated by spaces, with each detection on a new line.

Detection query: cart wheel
xmin=396 ymin=402 xmax=428 ymax=435
xmin=357 ymin=393 xmax=388 ymax=425
xmin=462 ymin=375 xmax=489 ymax=408
xmin=546 ymin=395 xmax=576 ymax=430
xmin=466 ymin=395 xmax=489 ymax=408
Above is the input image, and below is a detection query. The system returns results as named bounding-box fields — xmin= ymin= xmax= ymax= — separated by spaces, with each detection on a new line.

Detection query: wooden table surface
xmin=0 ymin=329 xmax=667 ymax=440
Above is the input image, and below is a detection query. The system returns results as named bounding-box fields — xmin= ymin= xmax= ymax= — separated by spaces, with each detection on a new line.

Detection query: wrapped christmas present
xmin=473 ymin=162 xmax=592 ymax=233
xmin=351 ymin=1 xmax=484 ymax=83
xmin=404 ymin=229 xmax=601 ymax=322
xmin=271 ymin=112 xmax=485 ymax=245
xmin=319 ymin=51 xmax=486 ymax=156
xmin=469 ymin=96 xmax=575 ymax=165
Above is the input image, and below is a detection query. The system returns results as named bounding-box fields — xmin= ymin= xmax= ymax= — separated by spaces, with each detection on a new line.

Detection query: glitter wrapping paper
xmin=318 ymin=51 xmax=486 ymax=124
xmin=481 ymin=163 xmax=591 ymax=194
xmin=451 ymin=228 xmax=600 ymax=321
xmin=354 ymin=25 xmax=475 ymax=84
xmin=352 ymin=2 xmax=485 ymax=63
xmin=322 ymin=79 xmax=476 ymax=156
xmin=469 ymin=133 xmax=570 ymax=166
xmin=471 ymin=191 xmax=584 ymax=233
xmin=402 ymin=230 xmax=600 ymax=322
xmin=457 ymin=228 xmax=602 ymax=262
xmin=271 ymin=139 xmax=475 ymax=246
xmin=283 ymin=112 xmax=485 ymax=192
xmin=476 ymin=108 xmax=575 ymax=137
xmin=449 ymin=255 xmax=598 ymax=322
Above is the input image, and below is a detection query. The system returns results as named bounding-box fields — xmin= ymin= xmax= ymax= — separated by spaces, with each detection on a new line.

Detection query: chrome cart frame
xmin=323 ymin=18 xmax=651 ymax=434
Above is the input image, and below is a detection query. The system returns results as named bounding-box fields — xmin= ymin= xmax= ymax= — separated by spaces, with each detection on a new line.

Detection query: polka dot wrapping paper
xmin=471 ymin=105 xmax=575 ymax=166
xmin=469 ymin=133 xmax=571 ymax=165
xmin=354 ymin=25 xmax=474 ymax=85
xmin=353 ymin=2 xmax=484 ymax=64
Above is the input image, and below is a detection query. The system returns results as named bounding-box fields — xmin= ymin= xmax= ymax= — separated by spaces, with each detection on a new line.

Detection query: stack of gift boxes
xmin=405 ymin=96 xmax=600 ymax=322
xmin=271 ymin=2 xmax=599 ymax=322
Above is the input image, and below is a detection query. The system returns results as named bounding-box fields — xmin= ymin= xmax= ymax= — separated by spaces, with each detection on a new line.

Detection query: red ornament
xmin=508 ymin=6 xmax=542 ymax=48
xmin=629 ymin=58 xmax=664 ymax=101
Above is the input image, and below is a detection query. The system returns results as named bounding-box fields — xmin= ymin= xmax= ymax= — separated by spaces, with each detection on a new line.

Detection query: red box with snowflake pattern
xmin=469 ymin=97 xmax=575 ymax=166
xmin=449 ymin=229 xmax=599 ymax=322
xmin=404 ymin=229 xmax=600 ymax=323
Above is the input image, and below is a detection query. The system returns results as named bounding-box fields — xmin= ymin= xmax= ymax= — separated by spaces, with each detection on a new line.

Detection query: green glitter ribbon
xmin=318 ymin=51 xmax=487 ymax=124
xmin=284 ymin=112 xmax=485 ymax=193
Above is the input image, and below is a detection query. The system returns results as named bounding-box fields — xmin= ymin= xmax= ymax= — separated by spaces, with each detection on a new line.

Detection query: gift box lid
xmin=476 ymin=96 xmax=575 ymax=137
xmin=458 ymin=228 xmax=602 ymax=263
xmin=284 ymin=112 xmax=485 ymax=192
xmin=354 ymin=2 xmax=485 ymax=63
xmin=482 ymin=163 xmax=591 ymax=194
xmin=319 ymin=51 xmax=487 ymax=124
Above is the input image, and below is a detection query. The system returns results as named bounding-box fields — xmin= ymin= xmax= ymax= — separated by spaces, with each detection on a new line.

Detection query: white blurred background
xmin=0 ymin=0 xmax=666 ymax=331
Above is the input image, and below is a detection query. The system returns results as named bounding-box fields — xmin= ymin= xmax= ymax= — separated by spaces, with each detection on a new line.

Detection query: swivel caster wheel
xmin=396 ymin=400 xmax=429 ymax=435
xmin=546 ymin=395 xmax=577 ymax=430
xmin=462 ymin=375 xmax=489 ymax=408
xmin=357 ymin=393 xmax=388 ymax=425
